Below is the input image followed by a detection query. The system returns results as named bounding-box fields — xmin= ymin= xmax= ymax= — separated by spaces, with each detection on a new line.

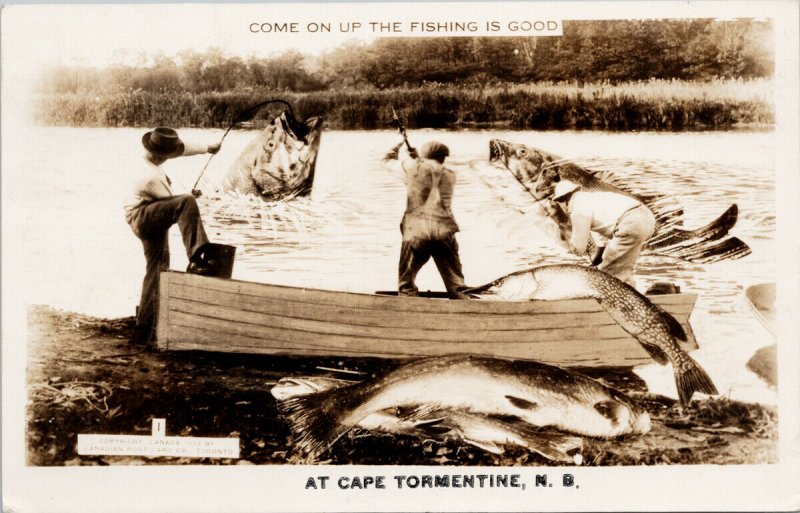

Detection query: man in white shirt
xmin=124 ymin=127 xmax=221 ymax=346
xmin=552 ymin=179 xmax=656 ymax=285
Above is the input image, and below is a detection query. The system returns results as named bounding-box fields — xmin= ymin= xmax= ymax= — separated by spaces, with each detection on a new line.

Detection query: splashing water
xmin=14 ymin=127 xmax=776 ymax=404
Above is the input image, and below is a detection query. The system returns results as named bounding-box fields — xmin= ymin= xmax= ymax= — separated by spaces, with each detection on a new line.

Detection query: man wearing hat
xmin=395 ymin=141 xmax=469 ymax=299
xmin=552 ymin=179 xmax=656 ymax=285
xmin=124 ymin=127 xmax=221 ymax=346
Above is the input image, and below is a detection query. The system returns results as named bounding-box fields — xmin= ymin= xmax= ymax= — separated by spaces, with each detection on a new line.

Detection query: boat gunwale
xmin=162 ymin=270 xmax=698 ymax=311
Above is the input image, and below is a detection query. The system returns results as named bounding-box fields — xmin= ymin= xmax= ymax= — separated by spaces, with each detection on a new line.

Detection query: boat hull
xmin=157 ymin=271 xmax=698 ymax=368
xmin=744 ymin=283 xmax=776 ymax=336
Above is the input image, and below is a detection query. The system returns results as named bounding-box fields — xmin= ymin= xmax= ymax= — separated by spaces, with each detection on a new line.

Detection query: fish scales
xmin=272 ymin=375 xmax=585 ymax=462
xmin=469 ymin=264 xmax=718 ymax=405
xmin=487 ymin=139 xmax=751 ymax=262
xmin=277 ymin=354 xmax=651 ymax=459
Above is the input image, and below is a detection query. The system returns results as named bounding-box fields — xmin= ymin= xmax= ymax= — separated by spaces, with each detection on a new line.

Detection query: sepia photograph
xmin=2 ymin=1 xmax=798 ymax=512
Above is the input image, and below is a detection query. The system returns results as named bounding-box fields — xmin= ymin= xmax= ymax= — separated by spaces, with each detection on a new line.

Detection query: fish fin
xmin=527 ymin=432 xmax=583 ymax=463
xmin=396 ymin=403 xmax=445 ymax=422
xmin=505 ymin=395 xmax=539 ymax=411
xmin=593 ymin=401 xmax=621 ymax=425
xmin=675 ymin=355 xmax=719 ymax=406
xmin=639 ymin=341 xmax=671 ymax=365
xmin=277 ymin=386 xmax=358 ymax=460
xmin=505 ymin=424 xmax=583 ymax=463
xmin=464 ymin=439 xmax=505 ymax=455
xmin=414 ymin=418 xmax=452 ymax=436
xmin=655 ymin=305 xmax=688 ymax=341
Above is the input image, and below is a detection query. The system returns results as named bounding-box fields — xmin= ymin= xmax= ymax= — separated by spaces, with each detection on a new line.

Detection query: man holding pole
xmin=124 ymin=127 xmax=221 ymax=346
xmin=393 ymin=141 xmax=470 ymax=300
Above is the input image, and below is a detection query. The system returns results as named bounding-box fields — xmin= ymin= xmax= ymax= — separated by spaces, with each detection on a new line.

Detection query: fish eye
xmin=517 ymin=148 xmax=527 ymax=156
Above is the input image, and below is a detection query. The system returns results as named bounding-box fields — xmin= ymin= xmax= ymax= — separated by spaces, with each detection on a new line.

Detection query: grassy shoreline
xmin=26 ymin=305 xmax=778 ymax=466
xmin=34 ymin=79 xmax=773 ymax=131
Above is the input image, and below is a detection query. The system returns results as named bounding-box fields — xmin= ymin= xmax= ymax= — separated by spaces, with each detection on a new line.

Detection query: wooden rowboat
xmin=744 ymin=283 xmax=776 ymax=337
xmin=156 ymin=271 xmax=699 ymax=368
xmin=743 ymin=283 xmax=777 ymax=387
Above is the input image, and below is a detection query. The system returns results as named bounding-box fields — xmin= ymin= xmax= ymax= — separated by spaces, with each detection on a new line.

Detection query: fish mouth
xmin=489 ymin=139 xmax=511 ymax=167
xmin=251 ymin=114 xmax=323 ymax=199
xmin=282 ymin=114 xmax=323 ymax=144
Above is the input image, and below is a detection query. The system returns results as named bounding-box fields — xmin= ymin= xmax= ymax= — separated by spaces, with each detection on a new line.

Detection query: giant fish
xmin=468 ymin=264 xmax=719 ymax=405
xmin=221 ymin=111 xmax=323 ymax=200
xmin=271 ymin=375 xmax=584 ymax=462
xmin=277 ymin=354 xmax=651 ymax=460
xmin=488 ymin=139 xmax=750 ymax=263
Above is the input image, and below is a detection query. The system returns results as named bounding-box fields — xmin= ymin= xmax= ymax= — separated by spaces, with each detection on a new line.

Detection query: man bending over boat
xmin=124 ymin=127 xmax=221 ymax=346
xmin=552 ymin=179 xmax=655 ymax=286
xmin=389 ymin=141 xmax=470 ymax=300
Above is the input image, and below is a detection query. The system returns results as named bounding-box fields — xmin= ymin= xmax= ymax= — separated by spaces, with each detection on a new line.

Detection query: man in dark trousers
xmin=396 ymin=141 xmax=469 ymax=299
xmin=124 ymin=127 xmax=221 ymax=346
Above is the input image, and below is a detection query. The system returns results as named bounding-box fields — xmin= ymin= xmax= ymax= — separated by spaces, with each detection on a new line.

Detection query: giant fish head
xmin=223 ymin=112 xmax=324 ymax=200
xmin=500 ymin=358 xmax=652 ymax=439
xmin=489 ymin=139 xmax=562 ymax=187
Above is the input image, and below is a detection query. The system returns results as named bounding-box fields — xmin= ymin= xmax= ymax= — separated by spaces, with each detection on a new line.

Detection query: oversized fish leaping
xmin=221 ymin=111 xmax=323 ymax=200
xmin=488 ymin=139 xmax=750 ymax=263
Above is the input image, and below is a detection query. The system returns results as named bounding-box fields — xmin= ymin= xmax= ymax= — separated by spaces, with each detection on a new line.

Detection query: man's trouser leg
xmin=134 ymin=195 xmax=210 ymax=261
xmin=430 ymin=235 xmax=469 ymax=300
xmin=131 ymin=195 xmax=211 ymax=345
xmin=398 ymin=240 xmax=432 ymax=296
xmin=598 ymin=206 xmax=656 ymax=285
xmin=133 ymin=231 xmax=169 ymax=345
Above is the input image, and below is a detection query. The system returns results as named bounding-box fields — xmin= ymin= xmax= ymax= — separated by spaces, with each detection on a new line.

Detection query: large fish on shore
xmin=468 ymin=264 xmax=719 ymax=405
xmin=272 ymin=375 xmax=584 ymax=462
xmin=221 ymin=111 xmax=323 ymax=200
xmin=277 ymin=354 xmax=651 ymax=460
xmin=488 ymin=139 xmax=750 ymax=263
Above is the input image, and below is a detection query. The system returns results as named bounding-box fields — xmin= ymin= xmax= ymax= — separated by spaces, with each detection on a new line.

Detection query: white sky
xmin=0 ymin=2 xmax=780 ymax=69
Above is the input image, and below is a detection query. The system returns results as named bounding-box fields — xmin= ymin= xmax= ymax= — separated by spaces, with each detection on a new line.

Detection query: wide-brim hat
xmin=142 ymin=127 xmax=185 ymax=158
xmin=553 ymin=179 xmax=580 ymax=200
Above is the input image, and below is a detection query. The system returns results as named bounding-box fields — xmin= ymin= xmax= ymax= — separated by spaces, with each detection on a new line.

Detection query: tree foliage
xmin=39 ymin=19 xmax=773 ymax=94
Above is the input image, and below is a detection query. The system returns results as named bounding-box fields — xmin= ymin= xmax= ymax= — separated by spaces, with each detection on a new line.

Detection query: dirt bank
xmin=26 ymin=305 xmax=778 ymax=466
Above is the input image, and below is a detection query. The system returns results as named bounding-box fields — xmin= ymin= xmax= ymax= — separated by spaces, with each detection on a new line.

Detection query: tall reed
xmin=34 ymin=79 xmax=773 ymax=130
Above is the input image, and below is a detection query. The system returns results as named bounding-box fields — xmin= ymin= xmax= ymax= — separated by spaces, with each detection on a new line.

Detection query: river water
xmin=11 ymin=127 xmax=776 ymax=404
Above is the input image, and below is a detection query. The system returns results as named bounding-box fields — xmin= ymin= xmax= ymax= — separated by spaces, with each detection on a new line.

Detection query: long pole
xmin=391 ymin=105 xmax=414 ymax=153
xmin=191 ymin=99 xmax=297 ymax=193
xmin=500 ymin=165 xmax=597 ymax=264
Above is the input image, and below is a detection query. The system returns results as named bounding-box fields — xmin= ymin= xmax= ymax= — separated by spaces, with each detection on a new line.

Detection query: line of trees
xmin=40 ymin=19 xmax=773 ymax=95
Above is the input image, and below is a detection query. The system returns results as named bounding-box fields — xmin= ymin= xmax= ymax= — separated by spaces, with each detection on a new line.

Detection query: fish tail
xmin=278 ymin=385 xmax=361 ymax=460
xmin=675 ymin=356 xmax=719 ymax=406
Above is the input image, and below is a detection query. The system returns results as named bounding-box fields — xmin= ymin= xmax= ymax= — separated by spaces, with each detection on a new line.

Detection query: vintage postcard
xmin=2 ymin=1 xmax=799 ymax=512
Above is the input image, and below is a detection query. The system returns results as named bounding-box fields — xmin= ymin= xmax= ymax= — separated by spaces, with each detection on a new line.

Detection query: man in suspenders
xmin=396 ymin=141 xmax=469 ymax=299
